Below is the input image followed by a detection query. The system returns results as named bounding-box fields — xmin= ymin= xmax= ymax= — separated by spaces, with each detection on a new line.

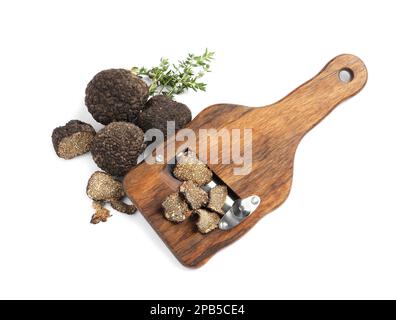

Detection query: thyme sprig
xmin=132 ymin=49 xmax=214 ymax=98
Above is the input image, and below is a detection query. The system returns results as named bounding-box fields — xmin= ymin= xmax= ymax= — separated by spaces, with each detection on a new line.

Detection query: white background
xmin=0 ymin=0 xmax=395 ymax=300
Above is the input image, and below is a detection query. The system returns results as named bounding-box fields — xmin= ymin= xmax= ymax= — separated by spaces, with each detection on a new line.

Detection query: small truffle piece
xmin=137 ymin=95 xmax=192 ymax=138
xmin=86 ymin=171 xmax=125 ymax=201
xmin=179 ymin=181 xmax=208 ymax=210
xmin=52 ymin=120 xmax=96 ymax=159
xmin=85 ymin=69 xmax=149 ymax=125
xmin=195 ymin=209 xmax=220 ymax=234
xmin=90 ymin=201 xmax=111 ymax=224
xmin=110 ymin=200 xmax=137 ymax=215
xmin=175 ymin=150 xmax=203 ymax=165
xmin=173 ymin=152 xmax=212 ymax=186
xmin=162 ymin=193 xmax=190 ymax=223
xmin=91 ymin=122 xmax=145 ymax=176
xmin=86 ymin=171 xmax=136 ymax=215
xmin=207 ymin=185 xmax=228 ymax=215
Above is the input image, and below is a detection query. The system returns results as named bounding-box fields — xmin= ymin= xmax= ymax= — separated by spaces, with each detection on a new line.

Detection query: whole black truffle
xmin=137 ymin=95 xmax=192 ymax=137
xmin=85 ymin=69 xmax=149 ymax=125
xmin=91 ymin=122 xmax=145 ymax=176
xmin=52 ymin=120 xmax=96 ymax=159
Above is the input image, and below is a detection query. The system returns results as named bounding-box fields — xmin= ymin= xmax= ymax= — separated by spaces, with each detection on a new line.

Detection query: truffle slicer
xmin=124 ymin=54 xmax=368 ymax=268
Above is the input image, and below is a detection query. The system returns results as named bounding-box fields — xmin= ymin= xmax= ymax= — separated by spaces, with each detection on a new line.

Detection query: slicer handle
xmin=273 ymin=54 xmax=368 ymax=135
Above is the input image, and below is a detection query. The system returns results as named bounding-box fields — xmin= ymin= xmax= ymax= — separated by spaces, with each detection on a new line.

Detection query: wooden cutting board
xmin=124 ymin=54 xmax=368 ymax=268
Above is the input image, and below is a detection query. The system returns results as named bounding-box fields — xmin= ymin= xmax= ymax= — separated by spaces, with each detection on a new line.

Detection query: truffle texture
xmin=90 ymin=201 xmax=111 ymax=224
xmin=85 ymin=69 xmax=149 ymax=125
xmin=207 ymin=185 xmax=227 ymax=215
xmin=110 ymin=200 xmax=137 ymax=215
xmin=86 ymin=171 xmax=136 ymax=215
xmin=195 ymin=209 xmax=220 ymax=234
xmin=179 ymin=181 xmax=208 ymax=210
xmin=137 ymin=95 xmax=191 ymax=137
xmin=173 ymin=152 xmax=212 ymax=186
xmin=52 ymin=120 xmax=96 ymax=159
xmin=91 ymin=122 xmax=145 ymax=176
xmin=86 ymin=171 xmax=124 ymax=201
xmin=162 ymin=193 xmax=190 ymax=223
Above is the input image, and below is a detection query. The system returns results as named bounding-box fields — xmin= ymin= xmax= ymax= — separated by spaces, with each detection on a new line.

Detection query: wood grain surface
xmin=124 ymin=54 xmax=368 ymax=267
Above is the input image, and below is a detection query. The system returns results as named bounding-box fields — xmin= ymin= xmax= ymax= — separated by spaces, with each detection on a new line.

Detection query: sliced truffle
xmin=87 ymin=171 xmax=136 ymax=215
xmin=195 ymin=209 xmax=220 ymax=234
xmin=91 ymin=122 xmax=145 ymax=176
xmin=85 ymin=69 xmax=149 ymax=125
xmin=179 ymin=181 xmax=208 ymax=210
xmin=173 ymin=152 xmax=212 ymax=186
xmin=52 ymin=120 xmax=96 ymax=159
xmin=86 ymin=171 xmax=124 ymax=201
xmin=176 ymin=150 xmax=201 ymax=164
xmin=90 ymin=201 xmax=111 ymax=224
xmin=110 ymin=200 xmax=136 ymax=215
xmin=137 ymin=95 xmax=191 ymax=137
xmin=207 ymin=185 xmax=228 ymax=215
xmin=162 ymin=193 xmax=190 ymax=223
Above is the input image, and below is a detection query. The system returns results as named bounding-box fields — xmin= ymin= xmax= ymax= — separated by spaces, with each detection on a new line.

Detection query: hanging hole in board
xmin=338 ymin=68 xmax=354 ymax=83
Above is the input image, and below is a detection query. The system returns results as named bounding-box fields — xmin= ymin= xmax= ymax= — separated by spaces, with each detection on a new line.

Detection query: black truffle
xmin=207 ymin=185 xmax=227 ymax=215
xmin=85 ymin=69 xmax=149 ymax=125
xmin=86 ymin=171 xmax=137 ymax=215
xmin=91 ymin=201 xmax=111 ymax=224
xmin=173 ymin=151 xmax=213 ymax=186
xmin=179 ymin=180 xmax=209 ymax=210
xmin=137 ymin=95 xmax=192 ymax=137
xmin=91 ymin=122 xmax=145 ymax=176
xmin=110 ymin=200 xmax=137 ymax=215
xmin=162 ymin=192 xmax=190 ymax=223
xmin=52 ymin=120 xmax=96 ymax=159
xmin=195 ymin=209 xmax=220 ymax=234
xmin=86 ymin=171 xmax=125 ymax=201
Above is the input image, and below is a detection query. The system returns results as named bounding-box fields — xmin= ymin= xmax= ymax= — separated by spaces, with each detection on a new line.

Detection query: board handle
xmin=275 ymin=54 xmax=368 ymax=134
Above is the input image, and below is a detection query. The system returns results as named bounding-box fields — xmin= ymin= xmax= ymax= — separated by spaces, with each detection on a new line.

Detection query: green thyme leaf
xmin=132 ymin=49 xmax=214 ymax=98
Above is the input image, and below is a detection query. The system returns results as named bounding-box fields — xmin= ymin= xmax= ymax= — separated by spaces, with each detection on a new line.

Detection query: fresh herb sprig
xmin=132 ymin=49 xmax=214 ymax=98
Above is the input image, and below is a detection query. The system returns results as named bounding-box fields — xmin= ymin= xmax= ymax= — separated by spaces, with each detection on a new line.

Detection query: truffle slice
xmin=173 ymin=152 xmax=212 ymax=186
xmin=195 ymin=209 xmax=220 ymax=234
xmin=90 ymin=201 xmax=111 ymax=224
xmin=86 ymin=171 xmax=125 ymax=201
xmin=86 ymin=171 xmax=136 ymax=215
xmin=162 ymin=193 xmax=190 ymax=223
xmin=52 ymin=120 xmax=96 ymax=159
xmin=137 ymin=95 xmax=192 ymax=137
xmin=85 ymin=69 xmax=149 ymax=125
xmin=91 ymin=122 xmax=145 ymax=176
xmin=110 ymin=200 xmax=137 ymax=215
xmin=176 ymin=150 xmax=202 ymax=165
xmin=179 ymin=181 xmax=208 ymax=210
xmin=207 ymin=185 xmax=228 ymax=215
